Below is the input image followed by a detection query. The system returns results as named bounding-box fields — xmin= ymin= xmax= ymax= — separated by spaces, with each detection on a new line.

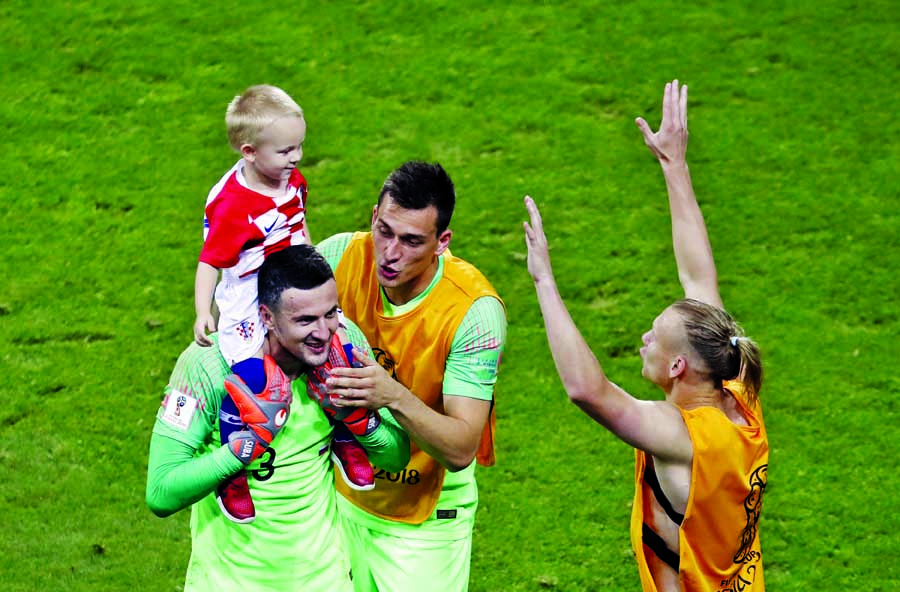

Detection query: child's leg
xmin=217 ymin=350 xmax=267 ymax=524
xmin=217 ymin=302 xmax=267 ymax=443
xmin=332 ymin=420 xmax=357 ymax=443
xmin=330 ymin=420 xmax=375 ymax=491
xmin=220 ymin=355 xmax=267 ymax=442
xmin=304 ymin=323 xmax=377 ymax=490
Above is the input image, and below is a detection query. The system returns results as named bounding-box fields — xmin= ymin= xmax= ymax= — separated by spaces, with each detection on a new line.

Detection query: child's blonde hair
xmin=225 ymin=85 xmax=304 ymax=151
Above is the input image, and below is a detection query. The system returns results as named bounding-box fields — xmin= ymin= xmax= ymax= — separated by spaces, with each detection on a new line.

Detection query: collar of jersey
xmin=380 ymin=255 xmax=445 ymax=318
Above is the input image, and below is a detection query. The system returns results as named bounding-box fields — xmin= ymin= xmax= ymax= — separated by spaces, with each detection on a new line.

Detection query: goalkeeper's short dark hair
xmin=257 ymin=245 xmax=334 ymax=309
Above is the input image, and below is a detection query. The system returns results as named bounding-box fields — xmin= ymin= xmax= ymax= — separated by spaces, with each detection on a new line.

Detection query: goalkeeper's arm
xmin=145 ymin=432 xmax=243 ymax=517
xmin=355 ymin=407 xmax=411 ymax=473
xmin=147 ymin=356 xmax=291 ymax=517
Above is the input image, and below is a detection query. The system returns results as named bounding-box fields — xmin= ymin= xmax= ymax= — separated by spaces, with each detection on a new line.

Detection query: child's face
xmin=243 ymin=115 xmax=306 ymax=188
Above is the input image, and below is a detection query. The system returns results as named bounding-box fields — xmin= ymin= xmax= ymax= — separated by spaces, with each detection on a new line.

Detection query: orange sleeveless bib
xmin=334 ymin=232 xmax=500 ymax=524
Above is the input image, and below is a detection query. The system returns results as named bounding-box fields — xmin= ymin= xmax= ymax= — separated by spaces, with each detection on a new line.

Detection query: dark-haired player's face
xmin=371 ymin=194 xmax=451 ymax=305
xmin=262 ymin=280 xmax=340 ymax=369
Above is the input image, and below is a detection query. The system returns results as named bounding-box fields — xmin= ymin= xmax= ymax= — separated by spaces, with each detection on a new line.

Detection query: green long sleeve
xmin=356 ymin=408 xmax=410 ymax=472
xmin=145 ymin=433 xmax=243 ymax=517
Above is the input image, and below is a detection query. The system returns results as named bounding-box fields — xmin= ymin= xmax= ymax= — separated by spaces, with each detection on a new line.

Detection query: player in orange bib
xmin=317 ymin=162 xmax=506 ymax=592
xmin=523 ymin=80 xmax=768 ymax=592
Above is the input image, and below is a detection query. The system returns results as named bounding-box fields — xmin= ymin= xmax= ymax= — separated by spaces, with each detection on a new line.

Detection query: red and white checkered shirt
xmin=200 ymin=160 xmax=310 ymax=284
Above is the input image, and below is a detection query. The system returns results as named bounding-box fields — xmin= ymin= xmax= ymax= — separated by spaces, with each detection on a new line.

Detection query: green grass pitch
xmin=1 ymin=1 xmax=898 ymax=590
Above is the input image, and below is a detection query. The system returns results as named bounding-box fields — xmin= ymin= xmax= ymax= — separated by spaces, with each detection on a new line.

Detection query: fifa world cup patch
xmin=161 ymin=390 xmax=198 ymax=430
xmin=236 ymin=320 xmax=255 ymax=343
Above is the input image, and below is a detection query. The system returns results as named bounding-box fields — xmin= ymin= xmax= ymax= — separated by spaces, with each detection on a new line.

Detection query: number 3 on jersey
xmin=251 ymin=447 xmax=277 ymax=481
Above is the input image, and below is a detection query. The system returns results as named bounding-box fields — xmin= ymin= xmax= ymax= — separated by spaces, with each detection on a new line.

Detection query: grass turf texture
xmin=2 ymin=1 xmax=898 ymax=590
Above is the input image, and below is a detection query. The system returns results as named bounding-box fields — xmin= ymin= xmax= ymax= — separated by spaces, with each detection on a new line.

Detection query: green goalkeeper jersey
xmin=147 ymin=321 xmax=409 ymax=591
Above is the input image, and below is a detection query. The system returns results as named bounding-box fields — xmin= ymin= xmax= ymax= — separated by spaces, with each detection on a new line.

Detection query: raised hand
xmin=635 ymin=79 xmax=688 ymax=167
xmin=523 ymin=195 xmax=554 ymax=284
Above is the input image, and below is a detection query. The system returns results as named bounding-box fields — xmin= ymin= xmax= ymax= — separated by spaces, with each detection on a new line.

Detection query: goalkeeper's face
xmin=263 ymin=280 xmax=341 ymax=370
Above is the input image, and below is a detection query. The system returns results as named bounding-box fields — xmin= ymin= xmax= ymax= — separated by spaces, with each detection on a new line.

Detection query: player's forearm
xmin=386 ymin=392 xmax=482 ymax=472
xmin=533 ymin=276 xmax=622 ymax=413
xmin=661 ymin=163 xmax=721 ymax=306
xmin=194 ymin=262 xmax=219 ymax=316
xmin=356 ymin=408 xmax=411 ymax=472
xmin=146 ymin=433 xmax=242 ymax=517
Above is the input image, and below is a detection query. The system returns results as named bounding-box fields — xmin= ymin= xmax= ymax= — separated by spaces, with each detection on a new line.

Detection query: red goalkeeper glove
xmin=224 ymin=355 xmax=293 ymax=464
xmin=307 ymin=327 xmax=381 ymax=436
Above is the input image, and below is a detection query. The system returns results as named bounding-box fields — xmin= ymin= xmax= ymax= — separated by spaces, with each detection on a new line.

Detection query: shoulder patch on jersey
xmin=161 ymin=390 xmax=198 ymax=431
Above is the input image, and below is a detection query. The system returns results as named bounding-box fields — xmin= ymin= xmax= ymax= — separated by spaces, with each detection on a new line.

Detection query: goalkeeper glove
xmin=307 ymin=327 xmax=381 ymax=437
xmin=224 ymin=355 xmax=293 ymax=464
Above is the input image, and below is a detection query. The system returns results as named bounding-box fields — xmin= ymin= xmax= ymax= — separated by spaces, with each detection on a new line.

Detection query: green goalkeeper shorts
xmin=343 ymin=517 xmax=473 ymax=592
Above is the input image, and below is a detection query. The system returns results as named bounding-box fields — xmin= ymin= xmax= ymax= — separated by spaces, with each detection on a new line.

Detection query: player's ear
xmin=669 ymin=355 xmax=687 ymax=379
xmin=435 ymin=229 xmax=452 ymax=256
xmin=240 ymin=143 xmax=256 ymax=162
xmin=260 ymin=304 xmax=275 ymax=330
xmin=371 ymin=204 xmax=379 ymax=228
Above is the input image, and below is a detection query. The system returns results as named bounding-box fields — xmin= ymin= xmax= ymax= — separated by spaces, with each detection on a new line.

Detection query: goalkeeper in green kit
xmin=146 ymin=245 xmax=410 ymax=592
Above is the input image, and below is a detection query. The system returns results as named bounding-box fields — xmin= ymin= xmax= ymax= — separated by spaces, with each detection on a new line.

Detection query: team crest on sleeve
xmin=161 ymin=390 xmax=198 ymax=430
